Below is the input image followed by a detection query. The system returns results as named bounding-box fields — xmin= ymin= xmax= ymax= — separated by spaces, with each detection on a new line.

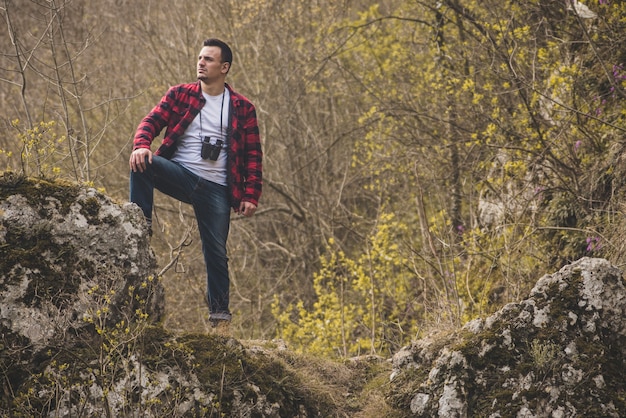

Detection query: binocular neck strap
xmin=198 ymin=89 xmax=226 ymax=142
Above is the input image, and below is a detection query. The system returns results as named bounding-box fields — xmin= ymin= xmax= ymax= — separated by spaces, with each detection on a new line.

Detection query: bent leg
xmin=130 ymin=156 xmax=196 ymax=222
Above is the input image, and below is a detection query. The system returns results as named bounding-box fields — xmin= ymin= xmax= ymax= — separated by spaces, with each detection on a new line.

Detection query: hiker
xmin=129 ymin=38 xmax=262 ymax=333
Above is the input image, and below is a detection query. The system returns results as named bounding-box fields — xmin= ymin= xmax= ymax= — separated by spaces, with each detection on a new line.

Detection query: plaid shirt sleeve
xmin=132 ymin=87 xmax=177 ymax=150
xmin=242 ymin=103 xmax=262 ymax=206
xmin=132 ymin=84 xmax=200 ymax=155
xmin=228 ymin=90 xmax=263 ymax=208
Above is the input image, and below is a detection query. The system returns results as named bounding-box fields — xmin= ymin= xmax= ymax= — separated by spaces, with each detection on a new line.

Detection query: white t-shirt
xmin=171 ymin=90 xmax=230 ymax=185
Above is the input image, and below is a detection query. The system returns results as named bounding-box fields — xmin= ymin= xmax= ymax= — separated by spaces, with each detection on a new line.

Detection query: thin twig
xmin=158 ymin=226 xmax=194 ymax=277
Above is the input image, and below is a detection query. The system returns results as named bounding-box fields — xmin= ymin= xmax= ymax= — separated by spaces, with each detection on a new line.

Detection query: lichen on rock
xmin=388 ymin=257 xmax=626 ymax=417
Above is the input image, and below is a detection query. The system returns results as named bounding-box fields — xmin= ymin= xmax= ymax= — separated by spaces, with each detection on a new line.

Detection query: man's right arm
xmin=132 ymin=88 xmax=176 ymax=150
xmin=129 ymin=87 xmax=177 ymax=171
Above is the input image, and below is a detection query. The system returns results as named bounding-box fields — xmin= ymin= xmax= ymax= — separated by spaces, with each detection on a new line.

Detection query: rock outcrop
xmin=388 ymin=257 xmax=626 ymax=417
xmin=0 ymin=174 xmax=167 ymax=414
xmin=3 ymin=174 xmax=626 ymax=417
xmin=0 ymin=175 xmax=359 ymax=417
xmin=0 ymin=174 xmax=162 ymax=346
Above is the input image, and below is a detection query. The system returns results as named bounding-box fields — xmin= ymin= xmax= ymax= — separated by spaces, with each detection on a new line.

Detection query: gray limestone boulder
xmin=388 ymin=257 xmax=626 ymax=417
xmin=0 ymin=174 xmax=163 ymax=350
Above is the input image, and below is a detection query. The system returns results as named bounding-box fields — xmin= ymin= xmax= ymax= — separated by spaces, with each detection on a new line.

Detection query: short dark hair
xmin=203 ymin=38 xmax=232 ymax=68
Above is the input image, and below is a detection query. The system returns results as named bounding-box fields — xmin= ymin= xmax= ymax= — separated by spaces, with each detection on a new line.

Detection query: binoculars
xmin=201 ymin=137 xmax=223 ymax=161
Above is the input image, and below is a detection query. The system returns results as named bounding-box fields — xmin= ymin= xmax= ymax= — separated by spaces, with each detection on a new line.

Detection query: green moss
xmin=541 ymin=270 xmax=583 ymax=331
xmin=79 ymin=196 xmax=101 ymax=225
xmin=125 ymin=328 xmax=341 ymax=415
xmin=385 ymin=362 xmax=431 ymax=410
xmin=179 ymin=334 xmax=332 ymax=416
xmin=0 ymin=173 xmax=81 ymax=216
xmin=0 ymin=175 xmax=106 ymax=308
xmin=0 ymin=325 xmax=36 ymax=413
xmin=0 ymin=228 xmax=82 ymax=310
xmin=0 ymin=220 xmax=83 ymax=308
xmin=102 ymin=214 xmax=119 ymax=226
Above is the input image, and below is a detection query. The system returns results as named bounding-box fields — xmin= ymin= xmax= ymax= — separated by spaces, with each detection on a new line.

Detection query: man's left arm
xmin=241 ymin=104 xmax=263 ymax=216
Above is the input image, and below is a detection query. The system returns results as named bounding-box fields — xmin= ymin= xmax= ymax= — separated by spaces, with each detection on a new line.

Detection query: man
xmin=129 ymin=38 xmax=262 ymax=334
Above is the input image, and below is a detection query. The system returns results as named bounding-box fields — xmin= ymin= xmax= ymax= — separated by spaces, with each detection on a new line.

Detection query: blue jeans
xmin=130 ymin=156 xmax=232 ymax=321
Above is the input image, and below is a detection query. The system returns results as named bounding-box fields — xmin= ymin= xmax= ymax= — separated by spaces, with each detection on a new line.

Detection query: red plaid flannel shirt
xmin=133 ymin=81 xmax=262 ymax=209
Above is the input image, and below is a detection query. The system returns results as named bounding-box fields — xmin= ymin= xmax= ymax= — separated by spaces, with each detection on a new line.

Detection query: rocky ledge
xmin=0 ymin=175 xmax=375 ymax=417
xmin=1 ymin=174 xmax=625 ymax=417
xmin=388 ymin=257 xmax=626 ymax=417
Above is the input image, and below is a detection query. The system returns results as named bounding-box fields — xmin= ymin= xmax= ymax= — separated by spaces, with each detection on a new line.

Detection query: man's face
xmin=197 ymin=46 xmax=229 ymax=82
